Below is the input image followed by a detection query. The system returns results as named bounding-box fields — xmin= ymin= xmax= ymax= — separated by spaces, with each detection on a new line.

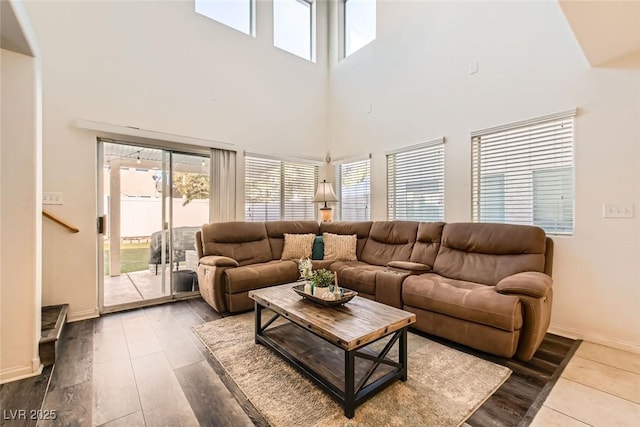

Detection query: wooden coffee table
xmin=248 ymin=283 xmax=416 ymax=418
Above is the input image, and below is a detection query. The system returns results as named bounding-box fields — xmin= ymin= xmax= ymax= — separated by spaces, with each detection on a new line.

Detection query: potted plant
xmin=311 ymin=268 xmax=335 ymax=296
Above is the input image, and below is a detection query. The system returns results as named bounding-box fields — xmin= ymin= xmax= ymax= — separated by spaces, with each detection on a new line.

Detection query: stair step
xmin=39 ymin=304 xmax=69 ymax=366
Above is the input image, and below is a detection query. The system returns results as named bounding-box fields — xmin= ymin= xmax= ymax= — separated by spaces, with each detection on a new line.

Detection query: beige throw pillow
xmin=281 ymin=233 xmax=315 ymax=260
xmin=323 ymin=232 xmax=357 ymax=261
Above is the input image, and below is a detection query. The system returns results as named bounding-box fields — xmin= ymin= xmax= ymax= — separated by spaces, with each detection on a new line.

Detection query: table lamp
xmin=313 ymin=180 xmax=339 ymax=222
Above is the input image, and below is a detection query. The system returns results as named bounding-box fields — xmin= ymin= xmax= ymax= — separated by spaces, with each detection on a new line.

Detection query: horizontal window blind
xmin=387 ymin=139 xmax=445 ymax=221
xmin=245 ymin=155 xmax=317 ymax=221
xmin=336 ymin=158 xmax=371 ymax=221
xmin=283 ymin=162 xmax=317 ymax=220
xmin=471 ymin=111 xmax=575 ymax=235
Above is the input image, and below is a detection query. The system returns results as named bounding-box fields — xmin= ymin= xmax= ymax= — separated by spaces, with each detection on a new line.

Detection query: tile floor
xmin=37 ymin=300 xmax=258 ymax=426
xmin=530 ymin=341 xmax=640 ymax=426
xmin=21 ymin=298 xmax=640 ymax=426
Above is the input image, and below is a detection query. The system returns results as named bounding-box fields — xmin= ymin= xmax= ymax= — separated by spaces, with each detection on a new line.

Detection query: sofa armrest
xmin=200 ymin=255 xmax=239 ymax=267
xmin=496 ymin=272 xmax=554 ymax=361
xmin=495 ymin=272 xmax=552 ymax=298
xmin=386 ymin=261 xmax=431 ymax=273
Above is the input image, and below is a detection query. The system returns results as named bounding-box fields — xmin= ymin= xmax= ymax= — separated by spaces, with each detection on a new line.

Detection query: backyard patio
xmin=103 ymin=240 xmax=198 ymax=307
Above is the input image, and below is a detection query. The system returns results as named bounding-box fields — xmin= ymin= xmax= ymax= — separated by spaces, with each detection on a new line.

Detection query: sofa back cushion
xmin=264 ymin=221 xmax=320 ymax=259
xmin=433 ymin=222 xmax=547 ymax=285
xmin=360 ymin=221 xmax=419 ymax=266
xmin=320 ymin=221 xmax=372 ymax=259
xmin=201 ymin=222 xmax=272 ymax=266
xmin=410 ymin=222 xmax=446 ymax=267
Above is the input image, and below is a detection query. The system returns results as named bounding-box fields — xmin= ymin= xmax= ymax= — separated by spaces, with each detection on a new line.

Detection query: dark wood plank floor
xmin=0 ymin=298 xmax=577 ymax=426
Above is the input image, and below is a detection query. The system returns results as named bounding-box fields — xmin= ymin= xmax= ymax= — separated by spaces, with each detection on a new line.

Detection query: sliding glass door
xmin=171 ymin=153 xmax=210 ymax=296
xmin=98 ymin=140 xmax=210 ymax=312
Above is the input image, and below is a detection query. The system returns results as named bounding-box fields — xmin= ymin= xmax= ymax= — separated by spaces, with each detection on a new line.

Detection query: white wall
xmin=23 ymin=0 xmax=329 ymax=320
xmin=328 ymin=1 xmax=640 ymax=352
xmin=0 ymin=46 xmax=42 ymax=381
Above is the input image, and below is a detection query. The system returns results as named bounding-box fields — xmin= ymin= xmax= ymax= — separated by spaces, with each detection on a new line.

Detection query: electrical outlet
xmin=43 ymin=192 xmax=64 ymax=205
xmin=602 ymin=203 xmax=634 ymax=218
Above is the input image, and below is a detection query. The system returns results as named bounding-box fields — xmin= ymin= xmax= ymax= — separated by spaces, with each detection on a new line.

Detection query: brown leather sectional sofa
xmin=195 ymin=220 xmax=553 ymax=361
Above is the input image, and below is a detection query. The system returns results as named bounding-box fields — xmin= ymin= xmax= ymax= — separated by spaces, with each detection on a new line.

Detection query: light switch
xmin=43 ymin=192 xmax=64 ymax=205
xmin=602 ymin=203 xmax=634 ymax=218
xmin=469 ymin=61 xmax=479 ymax=75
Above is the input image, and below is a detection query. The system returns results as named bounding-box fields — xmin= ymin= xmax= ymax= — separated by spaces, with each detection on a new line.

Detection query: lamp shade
xmin=313 ymin=180 xmax=339 ymax=207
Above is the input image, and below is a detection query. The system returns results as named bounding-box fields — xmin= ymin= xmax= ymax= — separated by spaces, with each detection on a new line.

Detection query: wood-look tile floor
xmin=5 ymin=299 xmax=264 ymax=427
xmin=1 ymin=298 xmax=600 ymax=426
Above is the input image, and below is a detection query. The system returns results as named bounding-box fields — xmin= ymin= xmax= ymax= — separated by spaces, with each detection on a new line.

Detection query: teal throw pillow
xmin=311 ymin=236 xmax=324 ymax=260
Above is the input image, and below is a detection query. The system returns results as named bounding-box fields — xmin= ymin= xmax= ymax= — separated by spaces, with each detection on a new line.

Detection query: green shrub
xmin=311 ymin=268 xmax=335 ymax=288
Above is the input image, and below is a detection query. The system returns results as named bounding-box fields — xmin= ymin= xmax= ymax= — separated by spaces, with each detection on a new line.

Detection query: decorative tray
xmin=292 ymin=283 xmax=357 ymax=307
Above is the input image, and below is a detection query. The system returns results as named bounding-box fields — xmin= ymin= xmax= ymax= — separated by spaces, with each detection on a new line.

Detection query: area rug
xmin=192 ymin=312 xmax=511 ymax=427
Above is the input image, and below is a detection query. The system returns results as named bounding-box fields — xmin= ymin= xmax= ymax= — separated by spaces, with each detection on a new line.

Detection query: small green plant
xmin=311 ymin=268 xmax=335 ymax=288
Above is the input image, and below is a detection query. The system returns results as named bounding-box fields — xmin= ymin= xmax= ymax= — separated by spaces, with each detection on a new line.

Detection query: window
xmin=336 ymin=157 xmax=370 ymax=221
xmin=195 ymin=0 xmax=254 ymax=36
xmin=387 ymin=139 xmax=445 ymax=221
xmin=245 ymin=155 xmax=318 ymax=221
xmin=471 ymin=110 xmax=575 ymax=235
xmin=344 ymin=0 xmax=376 ymax=57
xmin=274 ymin=0 xmax=314 ymax=61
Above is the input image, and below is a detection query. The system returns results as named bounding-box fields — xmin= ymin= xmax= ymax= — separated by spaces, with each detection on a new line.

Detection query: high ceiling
xmin=4 ymin=1 xmax=637 ymax=72
xmin=559 ymin=0 xmax=640 ymax=67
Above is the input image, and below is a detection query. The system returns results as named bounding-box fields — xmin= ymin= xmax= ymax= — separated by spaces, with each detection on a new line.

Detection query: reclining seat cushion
xmin=360 ymin=221 xmax=419 ymax=266
xmin=433 ymin=223 xmax=547 ymax=285
xmin=264 ymin=221 xmax=320 ymax=260
xmin=319 ymin=221 xmax=372 ymax=260
xmin=410 ymin=222 xmax=446 ymax=268
xmin=224 ymin=260 xmax=299 ymax=294
xmin=201 ymin=222 xmax=272 ymax=266
xmin=329 ymin=261 xmax=385 ymax=295
xmin=403 ymin=274 xmax=523 ymax=332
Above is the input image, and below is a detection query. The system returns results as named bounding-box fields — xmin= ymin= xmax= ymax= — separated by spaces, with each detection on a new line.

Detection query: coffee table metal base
xmin=254 ymin=302 xmax=409 ymax=419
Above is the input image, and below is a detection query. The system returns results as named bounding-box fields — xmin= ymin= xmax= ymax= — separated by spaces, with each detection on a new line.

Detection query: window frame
xmin=386 ymin=138 xmax=446 ymax=222
xmin=471 ymin=110 xmax=576 ymax=235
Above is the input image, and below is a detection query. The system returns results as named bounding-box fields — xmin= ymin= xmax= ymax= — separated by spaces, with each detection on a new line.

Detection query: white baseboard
xmin=0 ymin=361 xmax=43 ymax=384
xmin=67 ymin=307 xmax=99 ymax=322
xmin=549 ymin=323 xmax=640 ymax=355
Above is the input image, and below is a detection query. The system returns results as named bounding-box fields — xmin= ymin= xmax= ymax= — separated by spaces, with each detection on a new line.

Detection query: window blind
xmin=336 ymin=158 xmax=371 ymax=221
xmin=245 ymin=155 xmax=318 ymax=221
xmin=471 ymin=111 xmax=575 ymax=235
xmin=387 ymin=139 xmax=445 ymax=221
xmin=283 ymin=162 xmax=317 ymax=220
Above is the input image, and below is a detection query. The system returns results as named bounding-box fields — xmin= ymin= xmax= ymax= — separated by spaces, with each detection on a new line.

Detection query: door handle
xmin=97 ymin=215 xmax=107 ymax=234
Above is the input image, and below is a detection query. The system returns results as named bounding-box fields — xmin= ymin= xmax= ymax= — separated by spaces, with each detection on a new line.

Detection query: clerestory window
xmin=195 ymin=0 xmax=255 ymax=37
xmin=273 ymin=0 xmax=315 ymax=61
xmin=344 ymin=0 xmax=376 ymax=57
